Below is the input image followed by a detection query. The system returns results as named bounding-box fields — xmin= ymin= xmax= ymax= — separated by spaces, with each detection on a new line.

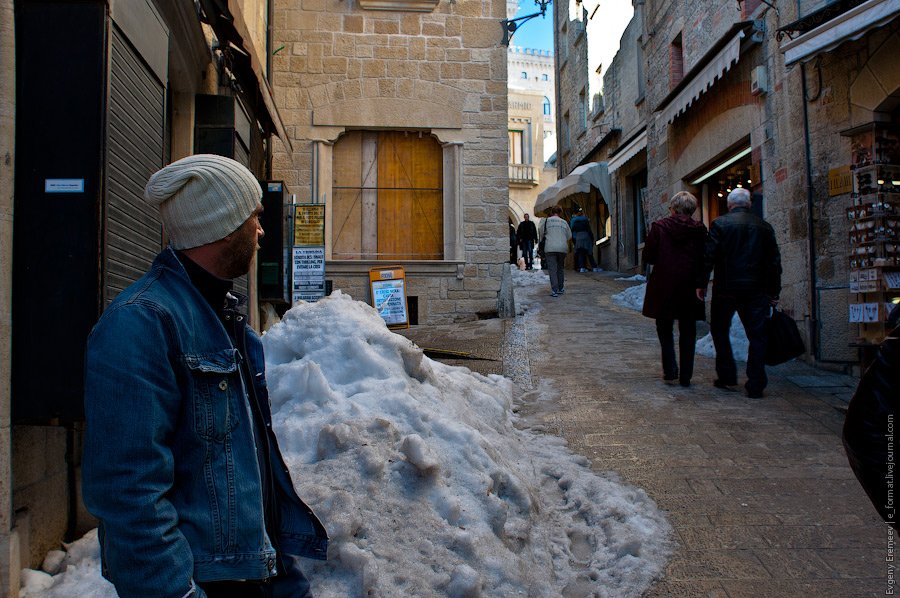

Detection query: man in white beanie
xmin=82 ymin=155 xmax=328 ymax=598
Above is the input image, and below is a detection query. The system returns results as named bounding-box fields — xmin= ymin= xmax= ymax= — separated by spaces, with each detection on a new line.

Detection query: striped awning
xmin=657 ymin=30 xmax=746 ymax=125
xmin=781 ymin=0 xmax=900 ymax=66
xmin=607 ymin=129 xmax=647 ymax=173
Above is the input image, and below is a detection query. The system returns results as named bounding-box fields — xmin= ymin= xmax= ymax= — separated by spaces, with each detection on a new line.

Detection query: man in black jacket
xmin=517 ymin=213 xmax=538 ymax=270
xmin=697 ymin=188 xmax=782 ymax=398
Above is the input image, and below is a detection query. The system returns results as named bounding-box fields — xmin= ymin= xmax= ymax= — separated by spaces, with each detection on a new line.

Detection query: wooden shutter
xmin=377 ymin=132 xmax=442 ymax=260
xmin=332 ymin=131 xmax=443 ymax=260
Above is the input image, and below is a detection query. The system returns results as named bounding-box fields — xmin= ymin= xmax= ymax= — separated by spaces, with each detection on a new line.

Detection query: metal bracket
xmin=500 ymin=0 xmax=553 ymax=46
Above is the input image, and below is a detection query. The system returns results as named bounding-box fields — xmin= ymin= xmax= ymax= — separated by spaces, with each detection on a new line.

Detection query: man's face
xmin=221 ymin=204 xmax=264 ymax=279
xmin=524 ymin=214 xmax=530 ymax=221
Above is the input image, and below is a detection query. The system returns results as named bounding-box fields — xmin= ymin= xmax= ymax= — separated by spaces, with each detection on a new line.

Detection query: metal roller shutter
xmin=104 ymin=24 xmax=166 ymax=305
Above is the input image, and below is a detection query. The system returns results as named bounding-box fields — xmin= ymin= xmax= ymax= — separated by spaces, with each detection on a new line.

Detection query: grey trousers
xmin=546 ymin=252 xmax=566 ymax=292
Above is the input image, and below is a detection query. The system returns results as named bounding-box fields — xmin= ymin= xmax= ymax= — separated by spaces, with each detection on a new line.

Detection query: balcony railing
xmin=509 ymin=163 xmax=538 ymax=185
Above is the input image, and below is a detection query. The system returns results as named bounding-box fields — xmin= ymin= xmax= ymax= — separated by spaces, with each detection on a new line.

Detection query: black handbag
xmin=765 ymin=308 xmax=805 ymax=365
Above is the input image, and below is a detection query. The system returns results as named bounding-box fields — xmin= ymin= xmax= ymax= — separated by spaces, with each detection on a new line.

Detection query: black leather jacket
xmin=701 ymin=207 xmax=782 ymax=298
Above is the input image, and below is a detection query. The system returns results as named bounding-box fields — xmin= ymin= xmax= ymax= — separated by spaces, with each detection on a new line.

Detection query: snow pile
xmin=696 ymin=314 xmax=749 ymax=362
xmin=264 ymin=291 xmax=672 ymax=596
xmin=22 ymin=291 xmax=671 ymax=597
xmin=20 ymin=530 xmax=112 ymax=598
xmin=611 ymin=282 xmax=646 ymax=312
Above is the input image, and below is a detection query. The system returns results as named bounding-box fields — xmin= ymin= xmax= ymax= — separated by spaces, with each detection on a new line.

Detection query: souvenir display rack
xmin=844 ymin=122 xmax=900 ymax=344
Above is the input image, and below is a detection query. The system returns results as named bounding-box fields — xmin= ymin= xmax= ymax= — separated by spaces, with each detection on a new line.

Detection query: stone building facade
xmin=553 ymin=0 xmax=900 ymax=367
xmin=271 ymin=0 xmax=509 ymax=324
xmin=546 ymin=0 xmax=640 ymax=271
xmin=507 ymin=45 xmax=557 ymax=239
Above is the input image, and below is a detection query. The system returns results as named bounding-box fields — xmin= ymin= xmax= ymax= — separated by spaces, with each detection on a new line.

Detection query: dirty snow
xmin=22 ymin=288 xmax=672 ymax=597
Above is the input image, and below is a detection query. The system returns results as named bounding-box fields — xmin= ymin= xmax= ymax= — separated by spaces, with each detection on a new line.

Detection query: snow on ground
xmin=22 ymin=285 xmax=672 ymax=597
xmin=614 ymin=275 xmax=646 ymax=282
xmin=610 ymin=282 xmax=749 ymax=361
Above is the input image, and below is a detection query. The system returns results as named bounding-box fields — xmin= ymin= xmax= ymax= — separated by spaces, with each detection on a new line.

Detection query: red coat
xmin=641 ymin=214 xmax=707 ymax=321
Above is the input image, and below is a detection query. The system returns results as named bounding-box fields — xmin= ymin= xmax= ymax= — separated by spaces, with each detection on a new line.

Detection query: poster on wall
xmin=369 ymin=267 xmax=409 ymax=329
xmin=292 ymin=246 xmax=325 ymax=303
xmin=292 ymin=204 xmax=326 ymax=303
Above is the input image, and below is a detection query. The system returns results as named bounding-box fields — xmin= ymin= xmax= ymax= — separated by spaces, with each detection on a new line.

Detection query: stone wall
xmin=271 ymin=0 xmax=509 ymax=324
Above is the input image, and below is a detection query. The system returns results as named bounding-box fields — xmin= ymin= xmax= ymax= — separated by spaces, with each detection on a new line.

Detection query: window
xmin=508 ymin=130 xmax=524 ymax=164
xmin=579 ymin=89 xmax=587 ymax=131
xmin=543 ymin=96 xmax=551 ymax=116
xmin=635 ymin=37 xmax=645 ymax=102
xmin=542 ymin=74 xmax=549 ymax=81
xmin=521 ymin=71 xmax=528 ymax=79
xmin=670 ymin=33 xmax=684 ymax=88
xmin=332 ymin=131 xmax=443 ymax=260
xmin=562 ymin=111 xmax=570 ymax=152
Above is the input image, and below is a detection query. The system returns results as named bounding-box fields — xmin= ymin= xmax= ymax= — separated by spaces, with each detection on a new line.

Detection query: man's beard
xmin=220 ymin=221 xmax=258 ymax=279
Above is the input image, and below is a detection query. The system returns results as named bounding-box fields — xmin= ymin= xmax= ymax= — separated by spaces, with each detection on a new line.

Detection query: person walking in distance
xmin=697 ymin=188 xmax=782 ymax=398
xmin=542 ymin=205 xmax=572 ymax=297
xmin=569 ymin=207 xmax=602 ymax=272
xmin=82 ymin=155 xmax=328 ymax=597
xmin=517 ymin=213 xmax=538 ymax=270
xmin=642 ymin=192 xmax=707 ymax=387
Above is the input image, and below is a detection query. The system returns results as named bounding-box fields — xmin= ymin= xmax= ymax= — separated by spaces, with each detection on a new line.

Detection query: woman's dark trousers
xmin=655 ymin=318 xmax=697 ymax=384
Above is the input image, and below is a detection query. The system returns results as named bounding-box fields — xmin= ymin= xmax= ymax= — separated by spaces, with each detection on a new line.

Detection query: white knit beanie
xmin=143 ymin=154 xmax=262 ymax=250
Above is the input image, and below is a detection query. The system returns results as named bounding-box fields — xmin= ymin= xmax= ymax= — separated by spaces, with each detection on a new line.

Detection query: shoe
xmin=746 ymin=389 xmax=764 ymax=399
xmin=592 ymin=267 xmax=603 ymax=272
xmin=663 ymin=371 xmax=679 ymax=382
xmin=713 ymin=379 xmax=738 ymax=390
xmin=679 ymin=380 xmax=691 ymax=387
xmin=551 ymin=291 xmax=559 ymax=297
xmin=559 ymin=288 xmax=565 ymax=294
xmin=578 ymin=268 xmax=588 ymax=273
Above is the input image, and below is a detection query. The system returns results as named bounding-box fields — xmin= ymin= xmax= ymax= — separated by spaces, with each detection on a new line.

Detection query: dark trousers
xmin=710 ymin=293 xmax=770 ymax=393
xmin=199 ymin=557 xmax=313 ymax=598
xmin=574 ymin=248 xmax=597 ymax=271
xmin=520 ymin=239 xmax=534 ymax=268
xmin=655 ymin=318 xmax=697 ymax=383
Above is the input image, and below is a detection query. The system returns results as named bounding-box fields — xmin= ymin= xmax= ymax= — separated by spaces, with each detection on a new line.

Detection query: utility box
xmin=258 ymin=182 xmax=292 ymax=304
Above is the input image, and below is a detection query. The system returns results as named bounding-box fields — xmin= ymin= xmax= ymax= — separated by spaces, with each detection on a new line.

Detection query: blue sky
xmin=508 ymin=0 xmax=554 ymax=52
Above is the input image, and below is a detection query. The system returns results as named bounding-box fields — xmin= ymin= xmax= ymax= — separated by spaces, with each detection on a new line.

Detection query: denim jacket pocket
xmin=182 ymin=350 xmax=242 ymax=441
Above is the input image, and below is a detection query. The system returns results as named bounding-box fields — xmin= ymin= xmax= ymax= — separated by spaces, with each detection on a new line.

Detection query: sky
xmin=509 ymin=0 xmax=554 ymax=51
xmin=21 ymin=271 xmax=673 ymax=597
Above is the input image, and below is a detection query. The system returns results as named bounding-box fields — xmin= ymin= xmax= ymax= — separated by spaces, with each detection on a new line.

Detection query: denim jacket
xmin=83 ymin=248 xmax=328 ymax=598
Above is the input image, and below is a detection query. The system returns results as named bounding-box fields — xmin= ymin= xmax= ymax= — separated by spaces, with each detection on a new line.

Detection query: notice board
xmin=292 ymin=204 xmax=326 ymax=303
xmin=369 ymin=267 xmax=409 ymax=329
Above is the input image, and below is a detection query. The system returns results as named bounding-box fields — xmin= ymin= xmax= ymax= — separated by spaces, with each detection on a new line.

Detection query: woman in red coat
xmin=642 ymin=191 xmax=708 ymax=387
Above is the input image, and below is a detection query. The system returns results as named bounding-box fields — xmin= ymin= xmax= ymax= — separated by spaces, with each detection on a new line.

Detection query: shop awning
xmin=607 ymin=129 xmax=647 ymax=173
xmin=780 ymin=0 xmax=900 ymax=66
xmin=534 ymin=162 xmax=612 ymax=214
xmin=655 ymin=22 xmax=759 ymax=125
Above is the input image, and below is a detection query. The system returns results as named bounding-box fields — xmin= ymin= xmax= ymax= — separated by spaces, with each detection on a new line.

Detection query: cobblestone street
xmin=514 ymin=269 xmax=886 ymax=597
xmin=406 ymin=267 xmax=888 ymax=596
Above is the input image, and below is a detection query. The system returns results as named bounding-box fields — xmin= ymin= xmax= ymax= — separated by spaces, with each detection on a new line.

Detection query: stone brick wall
xmin=271 ymin=0 xmax=509 ymax=324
